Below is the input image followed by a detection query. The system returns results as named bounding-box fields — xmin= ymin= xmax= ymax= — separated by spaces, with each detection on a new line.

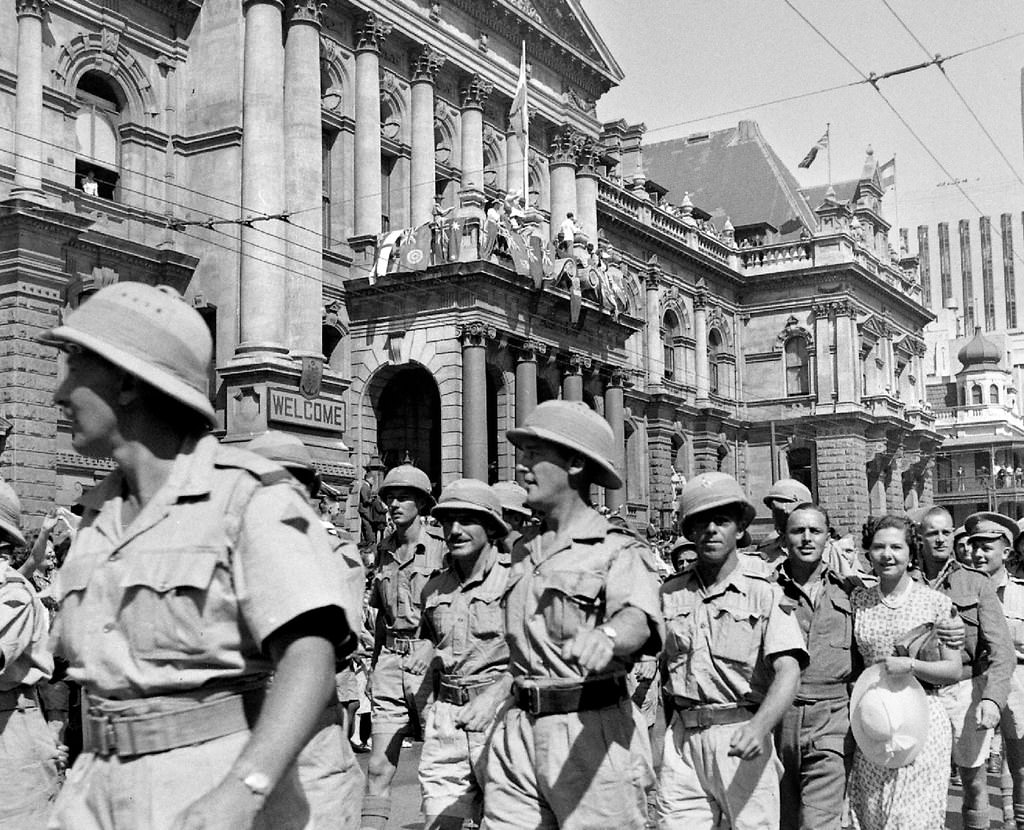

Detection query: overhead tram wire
xmin=878 ymin=0 xmax=1024 ymax=191
xmin=781 ymin=0 xmax=1024 ymax=276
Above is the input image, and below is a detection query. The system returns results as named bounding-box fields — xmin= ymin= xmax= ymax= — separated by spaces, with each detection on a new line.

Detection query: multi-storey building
xmin=0 ymin=0 xmax=938 ymax=538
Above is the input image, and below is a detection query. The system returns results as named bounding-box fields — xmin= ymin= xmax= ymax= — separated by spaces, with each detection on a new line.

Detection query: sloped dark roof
xmin=799 ymin=179 xmax=858 ymax=211
xmin=644 ymin=121 xmax=818 ymax=240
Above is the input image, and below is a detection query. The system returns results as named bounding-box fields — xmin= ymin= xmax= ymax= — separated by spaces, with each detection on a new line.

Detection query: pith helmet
xmin=379 ymin=464 xmax=435 ymax=507
xmin=39 ymin=283 xmax=215 ymax=426
xmin=506 ymin=400 xmax=621 ymax=489
xmin=491 ymin=481 xmax=532 ymax=518
xmin=0 ymin=481 xmax=26 ymax=547
xmin=763 ymin=478 xmax=813 ymax=509
xmin=680 ymin=472 xmax=756 ymax=540
xmin=246 ymin=431 xmax=320 ymax=490
xmin=432 ymin=478 xmax=509 ymax=537
xmin=965 ymin=511 xmax=1018 ymax=546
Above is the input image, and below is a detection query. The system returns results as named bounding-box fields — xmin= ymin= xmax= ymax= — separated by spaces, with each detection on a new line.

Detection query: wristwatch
xmin=236 ymin=769 xmax=272 ymax=803
xmin=597 ymin=624 xmax=618 ymax=643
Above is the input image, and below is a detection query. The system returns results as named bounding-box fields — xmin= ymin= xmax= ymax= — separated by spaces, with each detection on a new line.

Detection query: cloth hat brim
xmin=506 ymin=424 xmax=622 ymax=489
xmin=965 ymin=511 xmax=1018 ymax=545
xmin=39 ymin=326 xmax=216 ymax=427
xmin=431 ymin=500 xmax=510 ymax=537
xmin=681 ymin=499 xmax=757 ymax=541
xmin=501 ymin=504 xmax=533 ymax=519
xmin=850 ymin=663 xmax=930 ymax=769
xmin=0 ymin=516 xmax=26 ymax=548
xmin=379 ymin=484 xmax=436 ymax=509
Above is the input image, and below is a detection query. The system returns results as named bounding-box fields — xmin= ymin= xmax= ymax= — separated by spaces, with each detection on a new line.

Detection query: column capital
xmin=693 ymin=288 xmax=710 ymax=309
xmin=459 ymin=320 xmax=496 ymax=346
xmin=355 ymin=12 xmax=392 ymax=53
xmin=411 ymin=45 xmax=446 ymax=84
xmin=575 ymin=139 xmax=600 ymax=178
xmin=15 ymin=0 xmax=48 ymax=18
xmin=460 ymin=74 xmax=493 ymax=110
xmin=564 ymin=351 xmax=593 ymax=375
xmin=605 ymin=366 xmax=630 ymax=388
xmin=549 ymin=126 xmax=582 ymax=166
xmin=287 ymin=0 xmax=324 ymax=26
xmin=516 ymin=339 xmax=548 ymax=363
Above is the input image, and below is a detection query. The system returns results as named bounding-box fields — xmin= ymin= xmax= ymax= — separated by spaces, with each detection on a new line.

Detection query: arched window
xmin=483 ymin=140 xmax=500 ymax=191
xmin=785 ymin=337 xmax=810 ymax=396
xmin=75 ymin=72 xmax=122 ymax=199
xmin=990 ymin=384 xmax=1000 ymax=404
xmin=663 ymin=311 xmax=681 ymax=381
xmin=972 ymin=384 xmax=983 ymax=404
xmin=708 ymin=329 xmax=722 ymax=395
xmin=434 ymin=119 xmax=455 ymax=208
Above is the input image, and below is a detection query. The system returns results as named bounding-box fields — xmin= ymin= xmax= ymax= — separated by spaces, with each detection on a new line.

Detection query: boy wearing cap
xmin=414 ymin=478 xmax=512 ymax=829
xmin=755 ymin=478 xmax=813 ymax=566
xmin=41 ymin=283 xmax=353 ymax=829
xmin=0 ymin=481 xmax=61 ymax=828
xmin=490 ymin=480 xmax=533 ymax=556
xmin=966 ymin=510 xmax=1024 ymax=829
xmin=482 ymin=400 xmax=664 ymax=829
xmin=659 ymin=472 xmax=807 ymax=828
xmin=363 ymin=463 xmax=446 ymax=830
xmin=916 ymin=506 xmax=1013 ymax=830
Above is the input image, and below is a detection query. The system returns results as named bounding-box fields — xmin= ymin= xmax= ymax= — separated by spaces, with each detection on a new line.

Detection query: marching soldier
xmin=659 ymin=472 xmax=807 ymax=828
xmin=41 ymin=282 xmax=353 ymax=829
xmin=755 ymin=478 xmax=813 ymax=566
xmin=482 ymin=400 xmax=664 ymax=828
xmin=361 ymin=464 xmax=445 ymax=830
xmin=246 ymin=430 xmax=365 ymax=829
xmin=415 ymin=478 xmax=512 ymax=829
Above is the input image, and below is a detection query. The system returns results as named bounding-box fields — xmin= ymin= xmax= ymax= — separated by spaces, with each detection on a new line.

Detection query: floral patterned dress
xmin=849 ymin=580 xmax=953 ymax=830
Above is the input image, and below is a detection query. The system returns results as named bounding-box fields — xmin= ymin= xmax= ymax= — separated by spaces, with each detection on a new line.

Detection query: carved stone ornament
xmin=517 ymin=340 xmax=548 ymax=362
xmin=506 ymin=0 xmax=543 ymax=23
xmin=776 ymin=314 xmax=813 ymax=348
xmin=460 ymin=74 xmax=494 ymax=109
xmin=459 ymin=321 xmax=496 ymax=346
xmin=566 ymin=352 xmax=592 ymax=373
xmin=289 ymin=0 xmax=326 ymax=25
xmin=575 ymin=140 xmax=599 ymax=176
xmin=549 ymin=127 xmax=582 ymax=165
xmin=15 ymin=0 xmax=49 ymax=18
xmin=411 ymin=45 xmax=445 ymax=83
xmin=300 ymin=355 xmax=324 ymax=399
xmin=355 ymin=12 xmax=392 ymax=53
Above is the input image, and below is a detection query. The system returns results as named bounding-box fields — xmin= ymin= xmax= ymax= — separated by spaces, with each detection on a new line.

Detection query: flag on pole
xmin=798 ymin=130 xmax=830 ymax=169
xmin=397 ymin=224 xmax=431 ymax=272
xmin=879 ymin=156 xmax=896 ymax=190
xmin=509 ymin=42 xmax=528 ymax=154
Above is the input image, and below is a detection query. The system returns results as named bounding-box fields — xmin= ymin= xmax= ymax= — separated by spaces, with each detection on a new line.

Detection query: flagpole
xmin=521 ymin=40 xmax=529 ymax=206
xmin=826 ymin=122 xmax=832 ymax=189
xmin=892 ymin=154 xmax=900 ymax=251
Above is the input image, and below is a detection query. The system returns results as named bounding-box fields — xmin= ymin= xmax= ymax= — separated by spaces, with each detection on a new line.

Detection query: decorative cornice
xmin=410 ymin=45 xmax=445 ymax=84
xmin=288 ymin=0 xmax=326 ymax=26
xmin=459 ymin=74 xmax=493 ymax=110
xmin=355 ymin=12 xmax=392 ymax=54
xmin=812 ymin=298 xmax=857 ymax=318
xmin=15 ymin=0 xmax=48 ymax=18
xmin=458 ymin=320 xmax=496 ymax=346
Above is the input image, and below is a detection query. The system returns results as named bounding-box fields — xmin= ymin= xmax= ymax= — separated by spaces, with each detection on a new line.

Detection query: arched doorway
xmin=374 ymin=365 xmax=441 ymax=496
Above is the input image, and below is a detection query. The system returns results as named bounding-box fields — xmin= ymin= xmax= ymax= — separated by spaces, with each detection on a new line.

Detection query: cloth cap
xmin=38 ymin=283 xmax=215 ymax=426
xmin=679 ymin=472 xmax=756 ymax=540
xmin=965 ymin=511 xmax=1018 ymax=546
xmin=506 ymin=400 xmax=621 ymax=489
xmin=245 ymin=431 xmax=319 ymax=491
xmin=490 ymin=481 xmax=531 ymax=518
xmin=432 ymin=478 xmax=510 ymax=537
xmin=953 ymin=525 xmax=968 ymax=545
xmin=0 ymin=481 xmax=26 ymax=547
xmin=850 ymin=663 xmax=930 ymax=768
xmin=379 ymin=464 xmax=435 ymax=507
xmin=762 ymin=478 xmax=813 ymax=509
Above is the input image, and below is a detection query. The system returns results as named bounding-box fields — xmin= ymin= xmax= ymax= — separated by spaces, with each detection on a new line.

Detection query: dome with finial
xmin=958 ymin=327 xmax=1002 ymax=370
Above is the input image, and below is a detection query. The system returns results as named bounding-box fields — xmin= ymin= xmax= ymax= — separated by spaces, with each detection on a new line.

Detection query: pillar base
xmin=348 ymin=233 xmax=379 ymax=265
xmin=458 ymin=188 xmax=486 ymax=221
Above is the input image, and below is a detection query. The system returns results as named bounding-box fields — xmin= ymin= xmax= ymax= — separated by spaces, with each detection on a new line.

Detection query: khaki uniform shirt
xmin=0 ymin=564 xmax=51 ymax=691
xmin=419 ymin=547 xmax=509 ymax=679
xmin=370 ymin=522 xmax=446 ymax=634
xmin=996 ymin=570 xmax=1024 ymax=663
xmin=661 ymin=559 xmax=807 ymax=706
xmin=504 ymin=510 xmax=663 ymax=681
xmin=52 ymin=435 xmax=349 ymax=700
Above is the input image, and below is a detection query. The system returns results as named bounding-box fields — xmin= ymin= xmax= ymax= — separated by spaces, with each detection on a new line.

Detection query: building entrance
xmin=374 ymin=364 xmax=442 ymax=496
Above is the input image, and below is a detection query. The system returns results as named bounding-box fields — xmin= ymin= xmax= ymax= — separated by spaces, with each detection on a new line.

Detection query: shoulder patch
xmin=214 ymin=445 xmax=294 ymax=486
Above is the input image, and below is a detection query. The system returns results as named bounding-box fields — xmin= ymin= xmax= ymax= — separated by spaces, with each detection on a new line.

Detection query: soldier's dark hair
xmin=785 ymin=502 xmax=831 ymax=530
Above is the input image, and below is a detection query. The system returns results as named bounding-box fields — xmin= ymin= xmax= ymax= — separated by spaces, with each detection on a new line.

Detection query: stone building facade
xmin=0 ymin=0 xmax=938 ymax=538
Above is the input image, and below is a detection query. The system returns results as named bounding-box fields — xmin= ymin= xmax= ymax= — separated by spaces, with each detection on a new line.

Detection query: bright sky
xmin=581 ymin=0 xmax=1024 ymax=231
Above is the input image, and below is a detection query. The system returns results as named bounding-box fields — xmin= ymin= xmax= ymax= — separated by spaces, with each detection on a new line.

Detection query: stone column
xmin=835 ymin=301 xmax=859 ymax=403
xmin=12 ymin=0 xmax=49 ymax=201
xmin=548 ymin=128 xmax=578 ymax=244
xmin=460 ymin=321 xmax=494 ymax=480
xmin=813 ymin=302 xmax=835 ymax=405
xmin=459 ymin=75 xmax=492 ymax=217
xmin=515 ymin=340 xmax=545 ymax=426
xmin=284 ymin=0 xmax=324 ymax=359
xmin=604 ymin=370 xmax=627 ymax=511
xmin=645 ymin=267 xmax=662 ymax=387
xmin=238 ymin=0 xmax=288 ymax=353
xmin=563 ymin=352 xmax=589 ymax=401
xmin=353 ymin=13 xmax=390 ymax=239
xmin=575 ymin=140 xmax=599 ymax=244
xmin=410 ymin=46 xmax=444 ymax=226
xmin=694 ymin=289 xmax=710 ymax=404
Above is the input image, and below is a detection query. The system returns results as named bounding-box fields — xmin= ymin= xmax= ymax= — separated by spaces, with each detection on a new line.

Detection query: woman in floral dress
xmin=849 ymin=515 xmax=963 ymax=829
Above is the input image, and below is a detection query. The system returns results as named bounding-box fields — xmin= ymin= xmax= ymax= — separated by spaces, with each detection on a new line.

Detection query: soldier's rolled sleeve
xmin=605 ymin=541 xmax=665 ymax=654
xmin=234 ymin=483 xmax=348 ymax=649
xmin=978 ymin=579 xmax=1014 ymax=709
xmin=763 ymin=585 xmax=809 ymax=669
xmin=0 ymin=583 xmax=36 ymax=670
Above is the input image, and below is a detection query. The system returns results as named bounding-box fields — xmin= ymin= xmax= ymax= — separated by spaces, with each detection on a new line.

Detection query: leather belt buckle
xmin=695 ymin=708 xmax=713 ymax=730
xmin=88 ymin=714 xmax=118 ymax=757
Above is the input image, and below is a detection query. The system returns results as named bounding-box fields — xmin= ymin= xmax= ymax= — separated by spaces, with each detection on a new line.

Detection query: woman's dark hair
xmin=861 ymin=514 xmax=913 ymax=552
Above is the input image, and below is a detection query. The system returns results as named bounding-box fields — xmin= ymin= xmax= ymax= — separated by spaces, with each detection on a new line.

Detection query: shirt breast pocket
xmin=470 ymin=599 xmax=504 ymax=641
xmin=954 ymin=597 xmax=980 ymax=636
xmin=711 ymin=606 xmax=764 ymax=664
xmin=120 ymin=548 xmax=221 ymax=659
xmin=829 ymin=594 xmax=854 ymax=649
xmin=537 ymin=570 xmax=604 ymax=642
